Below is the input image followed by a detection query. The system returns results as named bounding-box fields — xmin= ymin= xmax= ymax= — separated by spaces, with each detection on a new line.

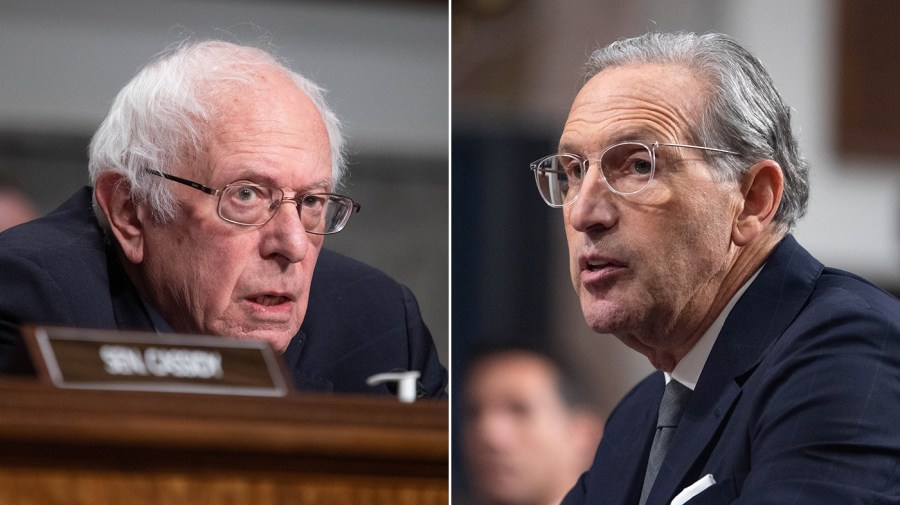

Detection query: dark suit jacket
xmin=0 ymin=187 xmax=447 ymax=397
xmin=563 ymin=235 xmax=900 ymax=504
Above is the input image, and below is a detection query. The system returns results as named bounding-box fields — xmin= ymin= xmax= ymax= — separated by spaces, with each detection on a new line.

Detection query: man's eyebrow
xmin=297 ymin=180 xmax=332 ymax=193
xmin=558 ymin=129 xmax=663 ymax=154
xmin=558 ymin=141 xmax=579 ymax=154
xmin=228 ymin=169 xmax=279 ymax=186
xmin=610 ymin=129 xmax=659 ymax=143
xmin=227 ymin=169 xmax=332 ymax=193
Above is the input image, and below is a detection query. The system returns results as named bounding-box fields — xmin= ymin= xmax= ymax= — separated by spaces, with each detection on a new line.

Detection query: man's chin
xmin=580 ymin=297 xmax=635 ymax=335
xmin=246 ymin=329 xmax=297 ymax=352
xmin=254 ymin=332 xmax=295 ymax=352
xmin=210 ymin=323 xmax=300 ymax=352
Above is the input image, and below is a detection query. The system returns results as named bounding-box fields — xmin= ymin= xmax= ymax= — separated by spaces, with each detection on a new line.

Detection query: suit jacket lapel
xmin=600 ymin=375 xmax=664 ymax=505
xmin=648 ymin=364 xmax=742 ymax=504
xmin=282 ymin=328 xmax=333 ymax=392
xmin=647 ymin=235 xmax=823 ymax=504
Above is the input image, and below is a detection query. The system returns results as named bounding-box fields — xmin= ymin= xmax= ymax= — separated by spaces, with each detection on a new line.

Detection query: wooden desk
xmin=0 ymin=379 xmax=448 ymax=504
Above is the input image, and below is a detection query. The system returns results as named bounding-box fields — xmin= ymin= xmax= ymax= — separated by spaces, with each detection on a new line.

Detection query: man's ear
xmin=733 ymin=159 xmax=784 ymax=246
xmin=94 ymin=172 xmax=145 ymax=264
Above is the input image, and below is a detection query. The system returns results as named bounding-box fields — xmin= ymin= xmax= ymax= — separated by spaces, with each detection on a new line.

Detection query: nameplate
xmin=23 ymin=326 xmax=290 ymax=397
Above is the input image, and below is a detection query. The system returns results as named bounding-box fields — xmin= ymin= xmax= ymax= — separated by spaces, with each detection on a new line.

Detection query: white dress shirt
xmin=665 ymin=269 xmax=762 ymax=390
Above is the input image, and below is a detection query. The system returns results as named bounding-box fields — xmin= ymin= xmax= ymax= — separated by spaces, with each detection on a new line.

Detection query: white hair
xmin=88 ymin=40 xmax=346 ymax=226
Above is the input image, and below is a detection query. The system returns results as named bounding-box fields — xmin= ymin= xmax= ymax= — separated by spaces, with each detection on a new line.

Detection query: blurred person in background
xmin=463 ymin=343 xmax=603 ymax=505
xmin=0 ymin=176 xmax=38 ymax=232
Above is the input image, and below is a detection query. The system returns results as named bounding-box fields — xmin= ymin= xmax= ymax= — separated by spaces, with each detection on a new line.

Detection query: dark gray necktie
xmin=639 ymin=379 xmax=692 ymax=505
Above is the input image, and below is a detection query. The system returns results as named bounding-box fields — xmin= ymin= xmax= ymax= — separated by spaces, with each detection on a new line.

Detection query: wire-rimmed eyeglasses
xmin=530 ymin=141 xmax=739 ymax=207
xmin=145 ymin=169 xmax=360 ymax=235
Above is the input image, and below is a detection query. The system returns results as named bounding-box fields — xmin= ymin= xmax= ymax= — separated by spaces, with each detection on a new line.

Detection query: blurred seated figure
xmin=463 ymin=344 xmax=604 ymax=505
xmin=0 ymin=176 xmax=38 ymax=232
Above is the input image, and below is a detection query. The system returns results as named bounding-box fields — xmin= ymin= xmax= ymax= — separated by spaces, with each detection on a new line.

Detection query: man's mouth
xmin=580 ymin=256 xmax=626 ymax=272
xmin=249 ymin=295 xmax=292 ymax=307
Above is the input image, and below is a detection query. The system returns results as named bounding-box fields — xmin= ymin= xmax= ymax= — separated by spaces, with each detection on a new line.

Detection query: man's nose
xmin=259 ymin=201 xmax=310 ymax=263
xmin=566 ymin=169 xmax=618 ymax=232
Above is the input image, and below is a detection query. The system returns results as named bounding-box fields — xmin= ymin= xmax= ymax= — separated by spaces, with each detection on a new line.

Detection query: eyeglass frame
xmin=144 ymin=168 xmax=361 ymax=235
xmin=530 ymin=141 xmax=740 ymax=207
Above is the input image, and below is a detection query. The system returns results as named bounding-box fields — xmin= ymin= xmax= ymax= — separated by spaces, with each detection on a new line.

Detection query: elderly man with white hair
xmin=0 ymin=40 xmax=447 ymax=397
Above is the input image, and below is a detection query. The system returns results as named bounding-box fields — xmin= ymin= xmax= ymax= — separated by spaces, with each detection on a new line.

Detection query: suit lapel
xmin=647 ymin=235 xmax=823 ymax=504
xmin=595 ymin=374 xmax=664 ymax=505
xmin=282 ymin=329 xmax=333 ymax=392
xmin=647 ymin=358 xmax=742 ymax=504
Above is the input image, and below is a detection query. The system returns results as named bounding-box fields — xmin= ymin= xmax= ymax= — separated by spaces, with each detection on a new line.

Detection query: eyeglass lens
xmin=218 ymin=184 xmax=350 ymax=233
xmin=532 ymin=154 xmax=578 ymax=206
xmin=601 ymin=142 xmax=654 ymax=195
xmin=532 ymin=142 xmax=655 ymax=205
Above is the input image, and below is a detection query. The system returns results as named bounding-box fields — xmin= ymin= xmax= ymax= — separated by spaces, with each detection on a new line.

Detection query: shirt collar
xmin=665 ymin=267 xmax=762 ymax=390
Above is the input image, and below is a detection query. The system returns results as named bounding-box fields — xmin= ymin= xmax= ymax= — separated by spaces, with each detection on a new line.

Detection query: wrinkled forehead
xmin=204 ymin=66 xmax=325 ymax=133
xmin=561 ymin=63 xmax=710 ymax=151
xmin=186 ymin=69 xmax=331 ymax=183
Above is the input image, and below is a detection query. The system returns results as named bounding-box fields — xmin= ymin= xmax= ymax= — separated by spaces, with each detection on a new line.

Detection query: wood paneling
xmin=837 ymin=0 xmax=900 ymax=158
xmin=0 ymin=379 xmax=448 ymax=505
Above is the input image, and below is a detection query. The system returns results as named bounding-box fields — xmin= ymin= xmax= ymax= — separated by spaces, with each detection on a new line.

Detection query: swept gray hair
xmin=585 ymin=32 xmax=809 ymax=231
xmin=88 ymin=40 xmax=346 ymax=226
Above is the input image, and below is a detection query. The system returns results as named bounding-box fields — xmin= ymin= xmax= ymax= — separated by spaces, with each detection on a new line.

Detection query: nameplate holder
xmin=23 ymin=326 xmax=290 ymax=397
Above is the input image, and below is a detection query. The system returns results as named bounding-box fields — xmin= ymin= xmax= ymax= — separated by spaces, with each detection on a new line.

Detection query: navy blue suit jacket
xmin=0 ymin=187 xmax=447 ymax=397
xmin=563 ymin=235 xmax=900 ymax=504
